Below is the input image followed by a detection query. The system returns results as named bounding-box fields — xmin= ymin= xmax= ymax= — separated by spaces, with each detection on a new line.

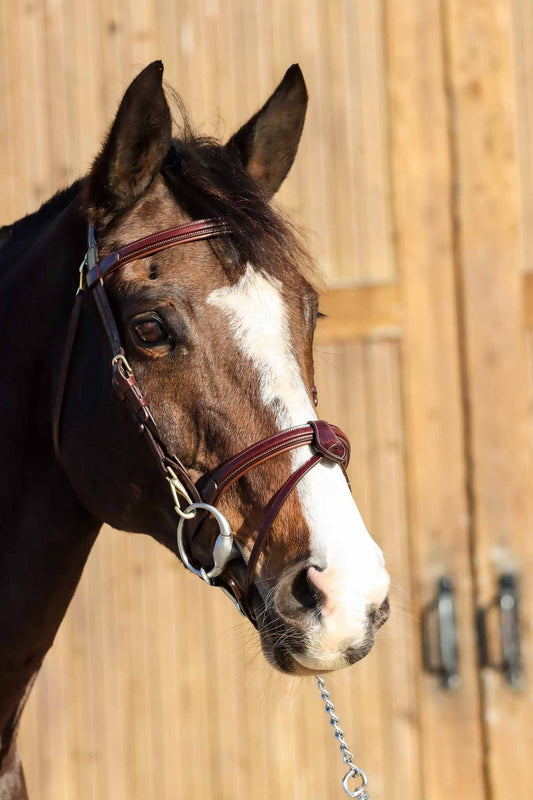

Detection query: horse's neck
xmin=0 ymin=476 xmax=99 ymax=759
xmin=0 ymin=186 xmax=87 ymax=451
xmin=0 ymin=191 xmax=100 ymax=768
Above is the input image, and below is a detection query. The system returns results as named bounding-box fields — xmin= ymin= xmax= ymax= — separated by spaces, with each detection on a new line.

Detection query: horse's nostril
xmin=369 ymin=596 xmax=390 ymax=629
xmin=292 ymin=567 xmax=323 ymax=610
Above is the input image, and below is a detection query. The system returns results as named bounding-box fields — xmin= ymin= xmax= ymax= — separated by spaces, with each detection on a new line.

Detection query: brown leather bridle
xmin=53 ymin=218 xmax=351 ymax=627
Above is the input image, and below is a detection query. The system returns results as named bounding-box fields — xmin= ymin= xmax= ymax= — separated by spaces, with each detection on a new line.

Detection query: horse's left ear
xmin=84 ymin=61 xmax=172 ymax=228
xmin=227 ymin=64 xmax=308 ymax=197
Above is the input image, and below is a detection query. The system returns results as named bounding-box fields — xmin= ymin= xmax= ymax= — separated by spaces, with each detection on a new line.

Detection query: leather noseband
xmin=53 ymin=218 xmax=351 ymax=627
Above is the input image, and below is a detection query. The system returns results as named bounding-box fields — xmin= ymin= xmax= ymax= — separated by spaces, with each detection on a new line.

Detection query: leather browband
xmin=54 ymin=217 xmax=352 ymax=627
xmin=85 ymin=218 xmax=232 ymax=287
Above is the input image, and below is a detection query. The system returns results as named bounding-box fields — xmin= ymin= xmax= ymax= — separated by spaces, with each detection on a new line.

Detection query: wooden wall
xmin=2 ymin=1 xmax=533 ymax=798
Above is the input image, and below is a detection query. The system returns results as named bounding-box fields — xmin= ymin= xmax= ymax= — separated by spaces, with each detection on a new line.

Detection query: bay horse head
xmin=58 ymin=61 xmax=390 ymax=674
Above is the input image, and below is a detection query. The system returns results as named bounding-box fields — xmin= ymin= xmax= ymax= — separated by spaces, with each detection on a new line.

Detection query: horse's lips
xmin=169 ymin=525 xmax=313 ymax=674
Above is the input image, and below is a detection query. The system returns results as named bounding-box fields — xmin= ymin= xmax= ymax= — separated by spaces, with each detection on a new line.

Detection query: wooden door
xmin=443 ymin=1 xmax=533 ymax=795
xmin=2 ymin=1 xmax=532 ymax=798
xmin=314 ymin=3 xmax=487 ymax=797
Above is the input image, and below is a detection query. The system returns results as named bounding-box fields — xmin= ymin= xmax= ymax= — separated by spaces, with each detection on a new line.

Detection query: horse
xmin=0 ymin=61 xmax=390 ymax=798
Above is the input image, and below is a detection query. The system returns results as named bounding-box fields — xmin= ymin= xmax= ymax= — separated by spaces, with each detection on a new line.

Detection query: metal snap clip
xmin=342 ymin=767 xmax=369 ymax=799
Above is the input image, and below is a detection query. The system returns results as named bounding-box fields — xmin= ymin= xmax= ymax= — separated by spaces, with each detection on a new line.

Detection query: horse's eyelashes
xmin=311 ymin=308 xmax=326 ymax=330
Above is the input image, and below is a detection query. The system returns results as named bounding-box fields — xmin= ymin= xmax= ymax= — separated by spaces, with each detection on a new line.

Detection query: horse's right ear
xmin=227 ymin=64 xmax=307 ymax=197
xmin=84 ymin=61 xmax=172 ymax=228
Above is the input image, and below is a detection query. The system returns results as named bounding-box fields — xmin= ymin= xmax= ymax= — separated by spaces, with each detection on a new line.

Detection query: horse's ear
xmin=84 ymin=61 xmax=172 ymax=227
xmin=227 ymin=64 xmax=307 ymax=197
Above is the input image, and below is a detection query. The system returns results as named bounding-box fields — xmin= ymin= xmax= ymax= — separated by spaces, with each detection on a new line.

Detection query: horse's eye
xmin=134 ymin=319 xmax=167 ymax=344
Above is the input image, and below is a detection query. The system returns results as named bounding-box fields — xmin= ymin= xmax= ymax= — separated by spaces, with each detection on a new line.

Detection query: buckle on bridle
xmin=111 ymin=353 xmax=133 ymax=374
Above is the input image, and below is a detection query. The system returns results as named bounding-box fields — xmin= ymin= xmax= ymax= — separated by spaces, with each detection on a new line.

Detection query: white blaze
xmin=208 ymin=266 xmax=389 ymax=667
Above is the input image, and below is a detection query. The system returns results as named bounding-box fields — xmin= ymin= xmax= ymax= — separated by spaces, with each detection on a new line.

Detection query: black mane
xmin=161 ymin=131 xmax=313 ymax=279
xmin=1 ymin=130 xmax=313 ymax=280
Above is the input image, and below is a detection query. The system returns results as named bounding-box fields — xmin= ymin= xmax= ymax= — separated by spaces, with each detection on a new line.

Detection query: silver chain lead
xmin=315 ymin=675 xmax=371 ymax=799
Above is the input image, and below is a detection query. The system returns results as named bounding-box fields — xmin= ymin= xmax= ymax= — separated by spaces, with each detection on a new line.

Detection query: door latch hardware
xmin=422 ymin=576 xmax=460 ymax=689
xmin=477 ymin=572 xmax=523 ymax=689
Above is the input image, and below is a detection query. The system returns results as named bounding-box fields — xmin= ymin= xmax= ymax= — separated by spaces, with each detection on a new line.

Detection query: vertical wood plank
xmin=315 ymin=339 xmax=420 ymax=800
xmin=363 ymin=339 xmax=420 ymax=797
xmin=444 ymin=1 xmax=533 ymax=796
xmin=0 ymin=0 xmax=18 ymax=222
xmin=386 ymin=1 xmax=486 ymax=798
xmin=511 ymin=0 xmax=533 ymax=272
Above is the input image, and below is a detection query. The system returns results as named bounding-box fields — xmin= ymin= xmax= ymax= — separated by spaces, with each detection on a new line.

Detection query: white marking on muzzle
xmin=208 ymin=266 xmax=389 ymax=665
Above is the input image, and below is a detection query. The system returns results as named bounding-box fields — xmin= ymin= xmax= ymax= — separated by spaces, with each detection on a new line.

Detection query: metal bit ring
xmin=177 ymin=502 xmax=233 ymax=584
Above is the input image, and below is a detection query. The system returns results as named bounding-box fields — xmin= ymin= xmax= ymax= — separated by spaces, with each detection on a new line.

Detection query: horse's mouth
xmin=256 ymin=608 xmax=306 ymax=673
xmin=180 ymin=548 xmax=389 ymax=676
xmin=250 ymin=583 xmax=389 ymax=675
xmin=248 ymin=587 xmax=329 ymax=675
